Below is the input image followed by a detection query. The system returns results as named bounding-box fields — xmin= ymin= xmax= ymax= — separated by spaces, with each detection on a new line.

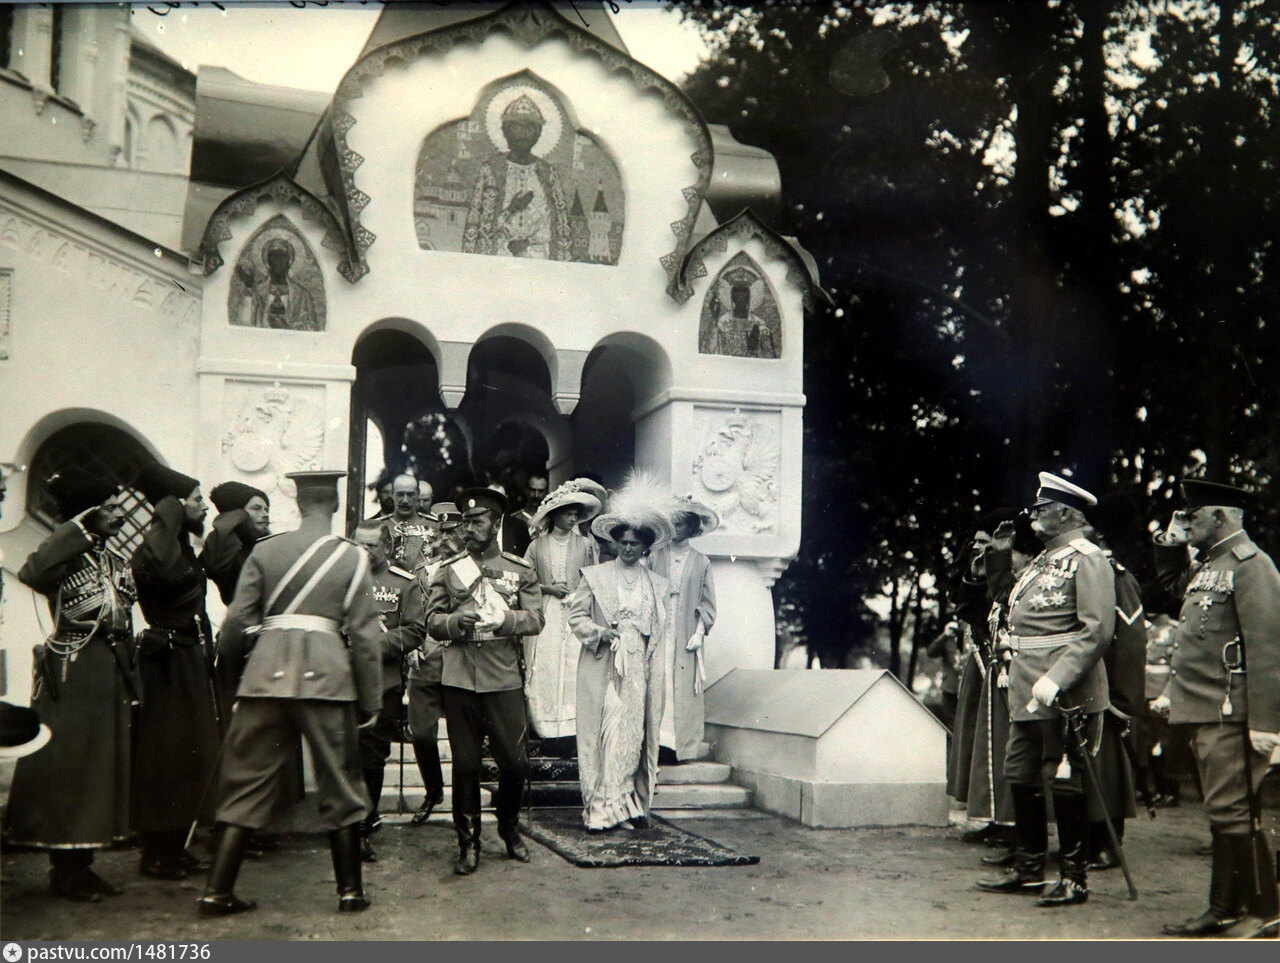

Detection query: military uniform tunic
xmin=4 ymin=522 xmax=136 ymax=849
xmin=1004 ymin=528 xmax=1115 ymax=791
xmin=213 ymin=529 xmax=382 ymax=831
xmin=359 ymin=563 xmax=427 ymax=798
xmin=426 ymin=547 xmax=544 ymax=836
xmin=1155 ymin=529 xmax=1280 ymax=829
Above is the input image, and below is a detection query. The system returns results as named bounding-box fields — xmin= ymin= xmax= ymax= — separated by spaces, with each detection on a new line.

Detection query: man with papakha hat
xmin=977 ymin=471 xmax=1116 ymax=907
xmin=130 ymin=462 xmax=223 ymax=882
xmin=424 ymin=487 xmax=545 ymax=874
xmin=1149 ymin=478 xmax=1280 ymax=937
xmin=405 ymin=501 xmax=463 ymax=827
xmin=200 ymin=481 xmax=271 ymax=605
xmin=4 ymin=470 xmax=138 ymax=902
xmin=200 ymin=470 xmax=382 ymax=916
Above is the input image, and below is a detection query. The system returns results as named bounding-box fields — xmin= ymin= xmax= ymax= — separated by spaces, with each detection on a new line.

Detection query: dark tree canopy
xmin=676 ymin=0 xmax=1280 ymax=673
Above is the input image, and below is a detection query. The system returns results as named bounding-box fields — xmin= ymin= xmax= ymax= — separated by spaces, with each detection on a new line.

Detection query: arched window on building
xmin=145 ymin=115 xmax=178 ymax=172
xmin=27 ymin=424 xmax=157 ymax=557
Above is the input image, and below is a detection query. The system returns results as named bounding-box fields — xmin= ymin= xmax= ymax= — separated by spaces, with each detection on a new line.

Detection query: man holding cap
xmin=200 ymin=470 xmax=382 ymax=916
xmin=1152 ymin=479 xmax=1280 ymax=937
xmin=425 ymin=487 xmax=544 ymax=874
xmin=406 ymin=501 xmax=462 ymax=827
xmin=977 ymin=471 xmax=1115 ymax=907
xmin=5 ymin=471 xmax=137 ymax=901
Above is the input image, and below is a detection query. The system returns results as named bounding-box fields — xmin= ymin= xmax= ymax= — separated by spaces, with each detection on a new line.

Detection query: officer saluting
xmin=978 ymin=472 xmax=1115 ymax=907
xmin=1153 ymin=479 xmax=1280 ymax=937
xmin=199 ymin=470 xmax=382 ymax=917
xmin=425 ymin=487 xmax=544 ymax=875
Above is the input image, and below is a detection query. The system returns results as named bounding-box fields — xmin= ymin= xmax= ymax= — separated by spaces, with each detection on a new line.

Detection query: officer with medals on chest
xmin=379 ymin=473 xmax=435 ymax=571
xmin=199 ymin=470 xmax=382 ymax=917
xmin=425 ymin=487 xmax=545 ymax=875
xmin=1151 ymin=479 xmax=1280 ymax=938
xmin=977 ymin=472 xmax=1116 ymax=907
xmin=350 ymin=518 xmax=426 ymax=862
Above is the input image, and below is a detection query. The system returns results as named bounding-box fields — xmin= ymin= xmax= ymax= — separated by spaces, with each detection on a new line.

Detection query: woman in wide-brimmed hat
xmin=522 ymin=481 xmax=601 ymax=751
xmin=648 ymin=495 xmax=719 ymax=764
xmin=568 ymin=472 xmax=672 ymax=831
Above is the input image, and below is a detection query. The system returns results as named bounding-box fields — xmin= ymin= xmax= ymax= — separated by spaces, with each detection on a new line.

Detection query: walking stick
xmin=397 ymin=669 xmax=408 ymax=815
xmin=1062 ymin=706 xmax=1139 ymax=901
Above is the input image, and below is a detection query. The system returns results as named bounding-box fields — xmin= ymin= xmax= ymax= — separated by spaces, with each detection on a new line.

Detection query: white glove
xmin=685 ymin=624 xmax=706 ymax=652
xmin=1028 ymin=676 xmax=1060 ymax=712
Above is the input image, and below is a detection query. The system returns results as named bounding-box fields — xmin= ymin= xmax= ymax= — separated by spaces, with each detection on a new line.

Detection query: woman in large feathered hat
xmin=522 ymin=479 xmax=602 ymax=753
xmin=648 ymin=494 xmax=720 ymax=764
xmin=568 ymin=472 xmax=672 ymax=831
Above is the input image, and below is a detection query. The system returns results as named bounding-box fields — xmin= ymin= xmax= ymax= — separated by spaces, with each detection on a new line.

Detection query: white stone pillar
xmin=102 ymin=13 xmax=131 ymax=164
xmin=11 ymin=6 xmax=53 ymax=112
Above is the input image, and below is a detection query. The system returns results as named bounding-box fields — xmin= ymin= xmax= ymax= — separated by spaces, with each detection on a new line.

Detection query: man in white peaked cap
xmin=978 ymin=471 xmax=1115 ymax=908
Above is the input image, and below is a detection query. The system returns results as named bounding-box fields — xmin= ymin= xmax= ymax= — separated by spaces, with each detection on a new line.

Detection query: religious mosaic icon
xmin=414 ymin=72 xmax=624 ymax=264
xmin=228 ymin=215 xmax=326 ymax=331
xmin=698 ymin=252 xmax=783 ymax=359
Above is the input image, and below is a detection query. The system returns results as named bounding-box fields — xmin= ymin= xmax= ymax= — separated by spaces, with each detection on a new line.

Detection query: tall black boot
xmin=498 ymin=819 xmax=531 ymax=863
xmin=977 ymin=783 xmax=1047 ymax=893
xmin=197 ymin=824 xmax=257 ymax=917
xmin=1162 ymin=826 xmax=1244 ymax=936
xmin=1036 ymin=791 xmax=1090 ymax=907
xmin=1241 ymin=830 xmax=1279 ymax=922
xmin=454 ymin=814 xmax=481 ymax=876
xmin=329 ymin=824 xmax=370 ymax=912
xmin=50 ymin=850 xmax=101 ymax=902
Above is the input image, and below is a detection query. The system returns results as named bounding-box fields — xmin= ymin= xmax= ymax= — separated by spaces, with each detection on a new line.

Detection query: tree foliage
xmin=677 ymin=0 xmax=1280 ymax=673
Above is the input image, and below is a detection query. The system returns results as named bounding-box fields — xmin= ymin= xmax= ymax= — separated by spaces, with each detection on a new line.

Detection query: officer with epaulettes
xmin=977 ymin=471 xmax=1116 ymax=907
xmin=425 ymin=488 xmax=544 ymax=875
xmin=199 ymin=470 xmax=382 ymax=917
xmin=350 ymin=518 xmax=426 ymax=862
xmin=1150 ymin=479 xmax=1280 ymax=938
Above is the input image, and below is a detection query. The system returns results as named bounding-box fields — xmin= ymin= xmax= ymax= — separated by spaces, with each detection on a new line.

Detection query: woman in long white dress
xmin=523 ymin=481 xmax=600 ymax=747
xmin=648 ymin=496 xmax=719 ymax=764
xmin=568 ymin=485 xmax=671 ymax=831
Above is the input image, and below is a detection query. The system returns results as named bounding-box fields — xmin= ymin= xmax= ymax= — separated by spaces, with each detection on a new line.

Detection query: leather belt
xmin=258 ymin=615 xmax=341 ymax=634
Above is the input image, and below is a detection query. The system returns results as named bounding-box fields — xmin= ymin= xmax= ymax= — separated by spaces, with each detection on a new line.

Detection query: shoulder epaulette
xmin=336 ymin=536 xmax=359 ymax=546
xmin=388 ymin=565 xmax=414 ymax=580
xmin=1232 ymin=543 xmax=1258 ymax=561
xmin=1069 ymin=537 xmax=1101 ymax=556
xmin=256 ymin=532 xmax=283 ymax=542
xmin=442 ymin=551 xmax=468 ymax=565
xmin=501 ymin=552 xmax=532 ymax=567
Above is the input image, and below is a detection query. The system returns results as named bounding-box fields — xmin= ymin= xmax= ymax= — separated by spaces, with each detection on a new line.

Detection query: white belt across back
xmin=256 ymin=614 xmax=342 ymax=634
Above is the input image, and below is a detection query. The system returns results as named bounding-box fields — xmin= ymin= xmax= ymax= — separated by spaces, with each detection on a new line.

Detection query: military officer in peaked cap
xmin=1152 ymin=479 xmax=1280 ymax=937
xmin=199 ymin=470 xmax=382 ymax=916
xmin=977 ymin=472 xmax=1116 ymax=907
xmin=425 ymin=487 xmax=544 ymax=875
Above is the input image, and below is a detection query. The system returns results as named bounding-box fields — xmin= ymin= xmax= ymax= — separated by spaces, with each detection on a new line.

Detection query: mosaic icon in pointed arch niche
xmin=414 ymin=73 xmax=624 ymax=264
xmin=698 ymin=252 xmax=782 ymax=359
xmin=228 ymin=214 xmax=327 ymax=331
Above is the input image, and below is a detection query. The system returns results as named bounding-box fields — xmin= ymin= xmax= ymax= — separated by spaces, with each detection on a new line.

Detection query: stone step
xmin=656 ymin=761 xmax=732 ymax=785
xmin=651 ymin=783 xmax=752 ymax=809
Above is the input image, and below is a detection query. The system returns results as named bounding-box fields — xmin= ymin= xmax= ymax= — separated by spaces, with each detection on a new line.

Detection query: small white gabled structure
xmin=705 ymin=669 xmax=949 ymax=828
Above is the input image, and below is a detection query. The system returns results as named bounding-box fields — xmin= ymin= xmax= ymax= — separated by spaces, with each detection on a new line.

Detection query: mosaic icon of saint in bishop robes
xmin=414 ymin=75 xmax=624 ymax=264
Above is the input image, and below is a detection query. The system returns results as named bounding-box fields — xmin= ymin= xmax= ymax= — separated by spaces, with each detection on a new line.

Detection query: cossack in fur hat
xmin=135 ymin=463 xmax=200 ymax=505
xmin=209 ymin=480 xmax=268 ymax=514
xmin=46 ymin=470 xmax=119 ymax=518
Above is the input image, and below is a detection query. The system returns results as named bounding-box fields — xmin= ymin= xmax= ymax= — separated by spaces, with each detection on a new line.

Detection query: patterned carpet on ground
xmin=522 ymin=809 xmax=760 ymax=868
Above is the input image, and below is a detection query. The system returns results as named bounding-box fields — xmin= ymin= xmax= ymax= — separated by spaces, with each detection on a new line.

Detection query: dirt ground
xmin=2 ymin=800 xmax=1277 ymax=941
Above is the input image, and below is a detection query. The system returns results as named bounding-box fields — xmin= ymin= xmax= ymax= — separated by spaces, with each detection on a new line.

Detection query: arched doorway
xmin=348 ymin=323 xmax=465 ymax=529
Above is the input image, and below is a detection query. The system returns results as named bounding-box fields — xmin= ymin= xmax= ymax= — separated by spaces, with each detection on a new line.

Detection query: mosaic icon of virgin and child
xmin=415 ymin=80 xmax=624 ymax=264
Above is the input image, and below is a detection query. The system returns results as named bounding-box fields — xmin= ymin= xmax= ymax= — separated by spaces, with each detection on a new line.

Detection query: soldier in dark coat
xmin=977 ymin=472 xmax=1115 ymax=908
xmin=350 ymin=519 xmax=427 ymax=862
xmin=130 ymin=463 xmax=222 ymax=881
xmin=425 ymin=487 xmax=545 ymax=875
xmin=199 ymin=470 xmax=382 ymax=916
xmin=4 ymin=472 xmax=138 ymax=901
xmin=199 ymin=481 xmax=270 ymax=604
xmin=1153 ymin=479 xmax=1280 ymax=937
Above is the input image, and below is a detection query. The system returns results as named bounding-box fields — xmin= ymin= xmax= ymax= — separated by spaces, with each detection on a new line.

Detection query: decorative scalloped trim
xmin=676 ymin=209 xmax=823 ymax=310
xmin=327 ymin=1 xmax=712 ymax=292
xmin=198 ymin=173 xmax=356 ymax=280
